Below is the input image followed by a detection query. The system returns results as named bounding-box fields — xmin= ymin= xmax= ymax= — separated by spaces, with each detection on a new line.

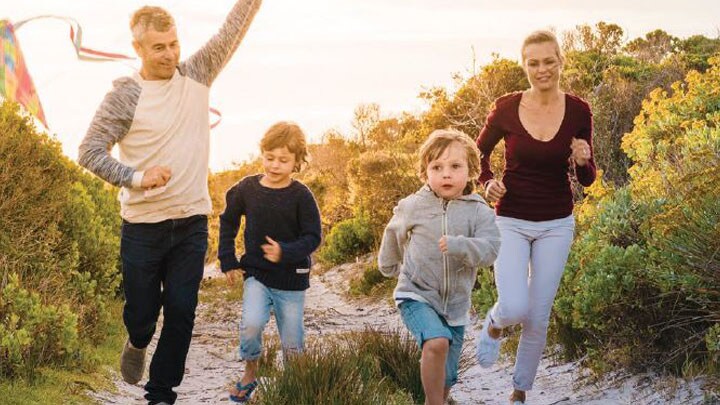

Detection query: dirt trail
xmin=93 ymin=262 xmax=711 ymax=405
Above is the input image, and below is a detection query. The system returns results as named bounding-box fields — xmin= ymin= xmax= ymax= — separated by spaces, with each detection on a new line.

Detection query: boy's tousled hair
xmin=521 ymin=29 xmax=564 ymax=64
xmin=418 ymin=129 xmax=481 ymax=195
xmin=130 ymin=6 xmax=175 ymax=41
xmin=260 ymin=121 xmax=309 ymax=172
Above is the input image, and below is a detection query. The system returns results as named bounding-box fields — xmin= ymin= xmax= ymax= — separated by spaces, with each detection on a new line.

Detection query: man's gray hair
xmin=130 ymin=6 xmax=175 ymax=41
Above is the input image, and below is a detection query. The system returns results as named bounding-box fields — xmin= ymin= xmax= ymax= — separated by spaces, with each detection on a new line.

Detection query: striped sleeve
xmin=78 ymin=77 xmax=141 ymax=188
xmin=181 ymin=0 xmax=262 ymax=86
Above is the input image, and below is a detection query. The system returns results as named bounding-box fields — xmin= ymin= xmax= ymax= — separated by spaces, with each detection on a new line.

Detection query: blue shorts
xmin=398 ymin=300 xmax=465 ymax=387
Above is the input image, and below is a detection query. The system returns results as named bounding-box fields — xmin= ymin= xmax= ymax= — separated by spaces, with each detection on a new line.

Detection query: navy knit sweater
xmin=218 ymin=175 xmax=322 ymax=291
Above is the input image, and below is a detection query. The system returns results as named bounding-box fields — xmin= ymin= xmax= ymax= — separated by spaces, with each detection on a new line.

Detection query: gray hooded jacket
xmin=378 ymin=185 xmax=501 ymax=326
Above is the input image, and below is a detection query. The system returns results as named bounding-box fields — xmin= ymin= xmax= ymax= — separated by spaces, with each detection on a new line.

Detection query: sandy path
xmin=91 ymin=262 xmax=401 ymax=405
xmin=93 ymin=262 xmax=712 ymax=405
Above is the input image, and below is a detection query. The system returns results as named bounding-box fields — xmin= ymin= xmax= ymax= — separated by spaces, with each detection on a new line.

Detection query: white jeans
xmin=489 ymin=214 xmax=575 ymax=391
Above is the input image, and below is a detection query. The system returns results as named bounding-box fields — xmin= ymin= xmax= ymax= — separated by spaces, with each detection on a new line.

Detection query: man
xmin=78 ymin=2 xmax=262 ymax=404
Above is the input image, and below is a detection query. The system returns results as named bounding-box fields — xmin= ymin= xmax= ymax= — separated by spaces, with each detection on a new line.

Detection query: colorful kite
xmin=0 ymin=19 xmax=47 ymax=127
xmin=14 ymin=15 xmax=135 ymax=62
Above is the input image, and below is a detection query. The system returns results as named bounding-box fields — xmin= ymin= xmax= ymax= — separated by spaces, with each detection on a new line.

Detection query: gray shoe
xmin=120 ymin=339 xmax=146 ymax=384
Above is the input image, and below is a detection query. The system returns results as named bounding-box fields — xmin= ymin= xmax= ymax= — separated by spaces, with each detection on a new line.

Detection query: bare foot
xmin=509 ymin=389 xmax=526 ymax=403
xmin=488 ymin=325 xmax=502 ymax=340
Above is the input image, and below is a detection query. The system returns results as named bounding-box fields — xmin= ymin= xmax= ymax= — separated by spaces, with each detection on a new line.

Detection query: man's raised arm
xmin=182 ymin=0 xmax=262 ymax=87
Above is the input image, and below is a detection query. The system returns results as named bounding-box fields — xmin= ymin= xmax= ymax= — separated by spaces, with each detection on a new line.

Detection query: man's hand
xmin=261 ymin=236 xmax=282 ymax=263
xmin=570 ymin=138 xmax=591 ymax=167
xmin=225 ymin=269 xmax=244 ymax=286
xmin=141 ymin=166 xmax=172 ymax=189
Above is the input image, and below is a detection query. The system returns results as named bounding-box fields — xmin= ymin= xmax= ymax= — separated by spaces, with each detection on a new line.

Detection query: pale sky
xmin=4 ymin=0 xmax=720 ymax=171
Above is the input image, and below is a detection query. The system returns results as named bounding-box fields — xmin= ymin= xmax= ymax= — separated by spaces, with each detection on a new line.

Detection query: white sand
xmin=92 ymin=261 xmax=713 ymax=404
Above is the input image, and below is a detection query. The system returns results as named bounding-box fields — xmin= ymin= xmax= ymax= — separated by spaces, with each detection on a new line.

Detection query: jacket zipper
xmin=442 ymin=199 xmax=450 ymax=314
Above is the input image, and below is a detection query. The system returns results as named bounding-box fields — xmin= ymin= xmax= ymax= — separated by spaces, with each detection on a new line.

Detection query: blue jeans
xmin=121 ymin=215 xmax=208 ymax=405
xmin=240 ymin=276 xmax=306 ymax=361
xmin=399 ymin=300 xmax=465 ymax=388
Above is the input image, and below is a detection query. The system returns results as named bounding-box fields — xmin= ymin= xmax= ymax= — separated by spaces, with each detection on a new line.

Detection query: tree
xmin=561 ymin=22 xmax=625 ymax=98
xmin=589 ymin=55 xmax=686 ymax=185
xmin=442 ymin=55 xmax=527 ymax=137
xmin=346 ymin=150 xmax=420 ymax=240
xmin=562 ymin=22 xmax=624 ymax=56
xmin=676 ymin=34 xmax=720 ymax=72
xmin=302 ymin=130 xmax=357 ymax=225
xmin=352 ymin=103 xmax=381 ymax=148
xmin=624 ymin=29 xmax=678 ymax=64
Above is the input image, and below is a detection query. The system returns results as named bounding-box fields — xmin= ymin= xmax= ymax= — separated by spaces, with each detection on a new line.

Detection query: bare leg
xmin=229 ymin=360 xmax=258 ymax=397
xmin=421 ymin=338 xmax=449 ymax=405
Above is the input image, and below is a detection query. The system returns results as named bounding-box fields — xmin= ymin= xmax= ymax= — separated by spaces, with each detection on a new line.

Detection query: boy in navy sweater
xmin=218 ymin=121 xmax=322 ymax=403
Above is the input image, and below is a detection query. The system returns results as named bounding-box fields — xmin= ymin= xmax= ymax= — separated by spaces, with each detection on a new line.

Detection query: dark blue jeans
xmin=120 ymin=214 xmax=208 ymax=405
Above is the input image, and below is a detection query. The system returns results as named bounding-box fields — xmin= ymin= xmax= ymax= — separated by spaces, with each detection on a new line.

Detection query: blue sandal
xmin=229 ymin=380 xmax=258 ymax=403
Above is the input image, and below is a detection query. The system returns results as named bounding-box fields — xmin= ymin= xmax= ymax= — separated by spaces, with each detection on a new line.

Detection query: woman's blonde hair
xmin=260 ymin=121 xmax=309 ymax=172
xmin=130 ymin=6 xmax=175 ymax=41
xmin=521 ymin=30 xmax=564 ymax=64
xmin=418 ymin=129 xmax=481 ymax=195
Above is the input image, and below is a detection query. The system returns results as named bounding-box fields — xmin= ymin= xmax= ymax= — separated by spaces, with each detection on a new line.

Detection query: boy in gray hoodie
xmin=379 ymin=129 xmax=501 ymax=405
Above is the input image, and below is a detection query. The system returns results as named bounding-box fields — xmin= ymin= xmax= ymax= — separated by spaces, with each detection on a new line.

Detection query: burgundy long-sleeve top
xmin=476 ymin=92 xmax=596 ymax=221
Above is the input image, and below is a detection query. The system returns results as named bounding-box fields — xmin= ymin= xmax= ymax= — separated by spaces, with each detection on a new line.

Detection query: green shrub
xmin=256 ymin=331 xmax=416 ymax=405
xmin=553 ymin=189 xmax=668 ymax=370
xmin=0 ymin=101 xmax=120 ymax=378
xmin=347 ymin=329 xmax=423 ymax=404
xmin=0 ymin=274 xmax=79 ymax=378
xmin=706 ymin=324 xmax=720 ymax=367
xmin=59 ymin=180 xmax=121 ymax=340
xmin=349 ymin=262 xmax=395 ymax=297
xmin=346 ymin=151 xmax=421 ymax=241
xmin=551 ymin=58 xmax=720 ymax=375
xmin=319 ymin=215 xmax=375 ymax=265
xmin=471 ymin=267 xmax=497 ymax=317
xmin=0 ymin=103 xmax=72 ymax=285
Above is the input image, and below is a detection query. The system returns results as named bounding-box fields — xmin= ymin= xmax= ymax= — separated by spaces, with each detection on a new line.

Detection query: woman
xmin=475 ymin=30 xmax=596 ymax=405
